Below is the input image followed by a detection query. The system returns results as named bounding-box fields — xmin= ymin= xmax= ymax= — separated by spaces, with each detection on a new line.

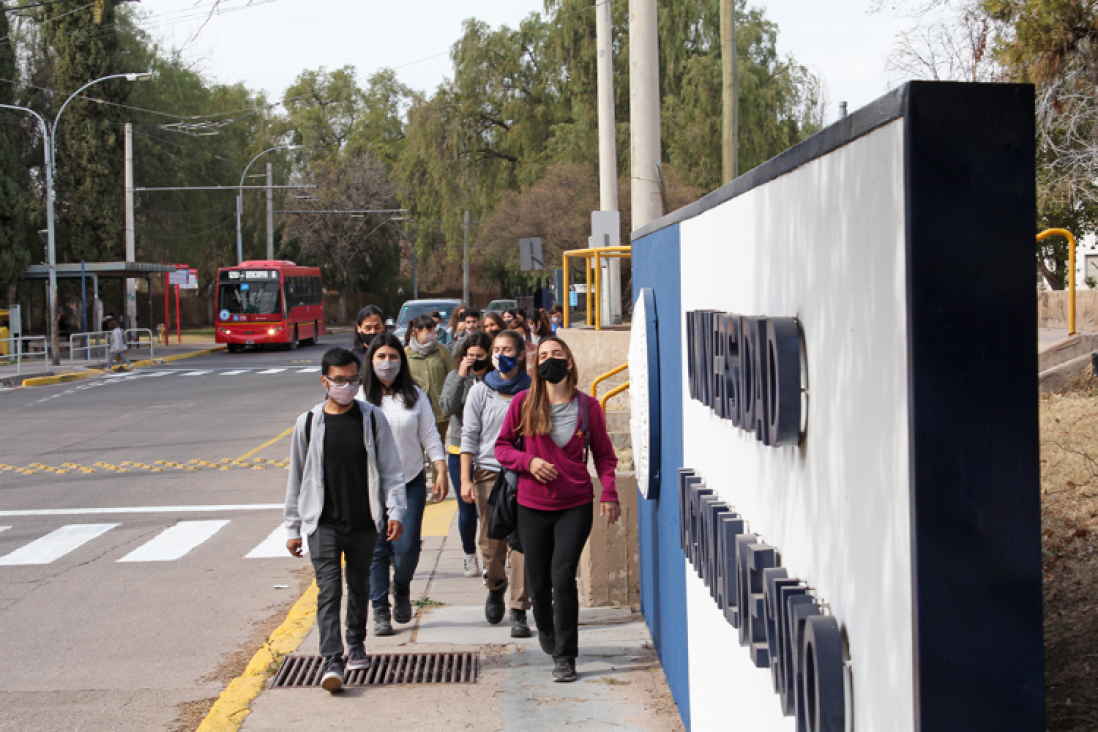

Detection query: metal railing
xmin=69 ymin=329 xmax=154 ymax=368
xmin=0 ymin=335 xmax=50 ymax=376
xmin=1037 ymin=229 xmax=1077 ymax=335
xmin=561 ymin=246 xmax=632 ymax=330
xmin=591 ymin=361 xmax=630 ymax=411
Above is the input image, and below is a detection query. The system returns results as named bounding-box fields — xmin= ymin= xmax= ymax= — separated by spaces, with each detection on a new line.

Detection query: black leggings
xmin=517 ymin=502 xmax=593 ymax=660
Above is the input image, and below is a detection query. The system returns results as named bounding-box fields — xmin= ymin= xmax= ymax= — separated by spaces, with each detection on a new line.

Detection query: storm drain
xmin=270 ymin=652 xmax=480 ymax=688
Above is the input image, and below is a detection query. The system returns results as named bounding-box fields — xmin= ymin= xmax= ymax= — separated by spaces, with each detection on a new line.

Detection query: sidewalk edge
xmin=196 ymin=579 xmax=319 ymax=732
xmin=21 ymin=345 xmax=226 ymax=387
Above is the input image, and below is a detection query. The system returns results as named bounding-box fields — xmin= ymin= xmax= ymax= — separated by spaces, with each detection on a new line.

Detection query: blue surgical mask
xmin=492 ymin=352 xmax=519 ymax=374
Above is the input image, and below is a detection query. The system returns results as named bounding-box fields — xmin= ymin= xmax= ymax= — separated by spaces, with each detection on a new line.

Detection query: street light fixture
xmin=235 ymin=144 xmax=303 ymax=264
xmin=0 ymin=70 xmax=152 ymax=365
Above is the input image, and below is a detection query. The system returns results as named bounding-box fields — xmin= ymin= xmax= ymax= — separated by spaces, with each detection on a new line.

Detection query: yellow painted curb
xmin=196 ymin=580 xmax=319 ymax=732
xmin=21 ymin=345 xmax=226 ymax=387
xmin=22 ymin=369 xmax=104 ymax=386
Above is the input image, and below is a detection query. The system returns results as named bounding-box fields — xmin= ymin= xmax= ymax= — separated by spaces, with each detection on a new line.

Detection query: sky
xmin=138 ymin=0 xmax=913 ymax=121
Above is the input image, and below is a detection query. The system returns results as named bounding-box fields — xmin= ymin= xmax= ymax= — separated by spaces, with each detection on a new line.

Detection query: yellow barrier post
xmin=1037 ymin=229 xmax=1078 ymax=336
xmin=562 ymin=253 xmax=570 ymax=329
xmin=585 ymin=257 xmax=593 ymax=328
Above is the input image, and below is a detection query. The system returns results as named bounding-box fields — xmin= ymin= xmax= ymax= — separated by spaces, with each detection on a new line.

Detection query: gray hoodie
xmin=284 ymin=400 xmax=407 ymax=540
xmin=440 ymin=368 xmax=484 ymax=452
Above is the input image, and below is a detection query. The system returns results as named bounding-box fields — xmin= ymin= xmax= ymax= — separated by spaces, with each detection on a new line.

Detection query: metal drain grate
xmin=270 ymin=652 xmax=480 ymax=688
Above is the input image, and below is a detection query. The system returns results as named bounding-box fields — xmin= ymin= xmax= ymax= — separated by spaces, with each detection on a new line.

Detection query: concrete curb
xmin=195 ymin=581 xmax=319 ymax=732
xmin=20 ymin=345 xmax=226 ymax=387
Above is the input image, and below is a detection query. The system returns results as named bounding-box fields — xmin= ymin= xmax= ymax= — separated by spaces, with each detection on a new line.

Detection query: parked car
xmin=485 ymin=299 xmax=517 ymax=313
xmin=393 ymin=298 xmax=463 ymax=341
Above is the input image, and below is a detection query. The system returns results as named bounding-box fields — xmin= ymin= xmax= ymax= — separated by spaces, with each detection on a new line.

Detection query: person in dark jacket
xmin=495 ymin=335 xmax=619 ymax=683
xmin=351 ymin=305 xmax=386 ymax=365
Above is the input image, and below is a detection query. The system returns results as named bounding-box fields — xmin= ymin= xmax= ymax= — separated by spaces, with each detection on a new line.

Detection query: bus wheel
xmin=227 ymin=344 xmax=241 ymax=353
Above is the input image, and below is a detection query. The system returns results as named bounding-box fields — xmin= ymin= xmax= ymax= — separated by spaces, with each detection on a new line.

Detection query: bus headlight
xmin=268 ymin=328 xmax=276 ymax=335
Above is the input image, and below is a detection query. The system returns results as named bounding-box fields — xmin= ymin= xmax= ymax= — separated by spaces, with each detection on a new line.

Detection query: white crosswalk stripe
xmin=0 ymin=521 xmax=301 ymax=566
xmin=297 ymin=367 xmax=320 ymax=373
xmin=117 ymin=520 xmax=230 ymax=562
xmin=179 ymin=370 xmax=211 ymax=376
xmin=220 ymin=370 xmax=249 ymax=376
xmin=0 ymin=523 xmax=118 ymax=565
xmin=246 ymin=525 xmax=306 ymax=558
xmin=256 ymin=368 xmax=285 ymax=374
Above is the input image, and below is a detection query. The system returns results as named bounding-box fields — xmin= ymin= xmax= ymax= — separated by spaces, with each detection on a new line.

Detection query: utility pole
xmin=266 ymin=162 xmax=274 ymax=260
xmin=463 ymin=209 xmax=470 ymax=305
xmin=630 ymin=0 xmax=663 ymax=231
xmin=596 ymin=0 xmax=622 ymax=326
xmin=721 ymin=0 xmax=739 ymax=183
xmin=124 ymin=122 xmax=137 ymax=330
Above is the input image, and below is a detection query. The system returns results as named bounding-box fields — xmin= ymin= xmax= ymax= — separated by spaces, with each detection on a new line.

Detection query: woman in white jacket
xmin=358 ymin=334 xmax=448 ymax=636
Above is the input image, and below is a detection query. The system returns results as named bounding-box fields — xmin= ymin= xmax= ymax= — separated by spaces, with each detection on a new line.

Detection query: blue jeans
xmin=449 ymin=453 xmax=478 ymax=555
xmin=370 ymin=470 xmax=427 ymax=606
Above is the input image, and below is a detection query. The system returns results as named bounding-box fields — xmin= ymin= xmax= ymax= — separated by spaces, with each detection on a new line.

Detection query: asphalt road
xmin=0 ymin=339 xmax=345 ymax=731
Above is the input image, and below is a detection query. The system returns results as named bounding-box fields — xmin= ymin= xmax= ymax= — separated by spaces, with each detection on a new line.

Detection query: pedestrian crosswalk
xmin=106 ymin=366 xmax=321 ymax=380
xmin=0 ymin=520 xmax=302 ymax=566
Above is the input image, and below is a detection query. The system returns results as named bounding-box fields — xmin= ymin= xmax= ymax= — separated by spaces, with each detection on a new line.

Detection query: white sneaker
xmin=463 ymin=553 xmax=481 ymax=578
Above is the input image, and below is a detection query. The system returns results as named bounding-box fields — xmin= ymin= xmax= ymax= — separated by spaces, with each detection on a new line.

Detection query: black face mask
xmin=471 ymin=357 xmax=491 ymax=372
xmin=538 ymin=357 xmax=570 ymax=384
xmin=356 ymin=330 xmax=376 ymax=349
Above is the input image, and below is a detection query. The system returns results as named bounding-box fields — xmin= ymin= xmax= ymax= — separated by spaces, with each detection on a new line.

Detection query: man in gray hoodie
xmin=284 ymin=347 xmax=407 ymax=693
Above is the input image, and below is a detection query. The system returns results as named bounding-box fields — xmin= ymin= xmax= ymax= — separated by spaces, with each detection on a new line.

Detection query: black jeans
xmin=308 ymin=523 xmax=379 ymax=661
xmin=517 ymin=502 xmax=593 ymax=661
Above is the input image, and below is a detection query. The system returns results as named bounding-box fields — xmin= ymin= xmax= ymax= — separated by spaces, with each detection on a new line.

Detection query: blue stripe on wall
xmin=632 ymin=224 xmax=690 ymax=729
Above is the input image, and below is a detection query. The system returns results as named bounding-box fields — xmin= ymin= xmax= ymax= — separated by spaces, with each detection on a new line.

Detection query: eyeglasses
xmin=325 ymin=377 xmax=361 ymax=386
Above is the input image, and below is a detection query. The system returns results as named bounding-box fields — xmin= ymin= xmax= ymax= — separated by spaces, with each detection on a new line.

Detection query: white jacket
xmin=283 ymin=400 xmax=407 ymax=540
xmin=109 ymin=327 xmax=126 ymax=352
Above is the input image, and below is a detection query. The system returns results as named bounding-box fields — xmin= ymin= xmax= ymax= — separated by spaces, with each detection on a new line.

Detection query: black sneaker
xmin=552 ymin=657 xmax=577 ymax=683
xmin=538 ymin=630 xmax=555 ymax=655
xmin=485 ymin=587 xmax=506 ymax=624
xmin=345 ymin=643 xmax=369 ymax=671
xmin=373 ymin=605 xmax=394 ymax=636
xmin=510 ymin=609 xmax=531 ymax=638
xmin=393 ymin=582 xmax=413 ymax=624
xmin=320 ymin=658 xmax=345 ymax=692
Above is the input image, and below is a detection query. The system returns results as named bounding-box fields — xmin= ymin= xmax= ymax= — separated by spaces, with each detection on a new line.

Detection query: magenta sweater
xmin=495 ymin=391 xmax=619 ymax=511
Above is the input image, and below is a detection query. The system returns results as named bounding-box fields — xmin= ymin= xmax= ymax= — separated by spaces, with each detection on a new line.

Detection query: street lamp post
xmin=7 ymin=71 xmax=152 ymax=366
xmin=236 ymin=145 xmax=302 ymax=264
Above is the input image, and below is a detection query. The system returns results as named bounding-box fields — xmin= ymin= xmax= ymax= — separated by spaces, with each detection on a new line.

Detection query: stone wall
xmin=1038 ymin=290 xmax=1098 ymax=331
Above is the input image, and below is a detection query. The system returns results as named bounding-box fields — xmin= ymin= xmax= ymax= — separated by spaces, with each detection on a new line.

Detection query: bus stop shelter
xmin=22 ymin=261 xmax=176 ymax=333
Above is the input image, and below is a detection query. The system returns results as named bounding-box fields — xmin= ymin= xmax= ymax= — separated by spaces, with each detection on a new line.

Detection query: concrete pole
xmin=596 ymin=0 xmax=622 ymax=325
xmin=463 ymin=209 xmax=470 ymax=305
xmin=721 ymin=0 xmax=739 ymax=184
xmin=124 ymin=123 xmax=137 ymax=330
xmin=266 ymin=162 xmax=274 ymax=260
xmin=629 ymin=0 xmax=663 ymax=231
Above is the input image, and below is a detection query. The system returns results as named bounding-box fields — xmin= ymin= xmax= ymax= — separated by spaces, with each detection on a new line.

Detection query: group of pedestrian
xmin=284 ymin=303 xmax=619 ymax=692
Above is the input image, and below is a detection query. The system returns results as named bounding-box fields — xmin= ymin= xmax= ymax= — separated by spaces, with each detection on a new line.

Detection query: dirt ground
xmin=1040 ymin=378 xmax=1098 ymax=731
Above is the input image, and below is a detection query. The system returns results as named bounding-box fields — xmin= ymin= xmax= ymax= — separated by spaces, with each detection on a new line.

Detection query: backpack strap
xmin=303 ymin=410 xmax=313 ymax=449
xmin=579 ymin=393 xmax=591 ymax=463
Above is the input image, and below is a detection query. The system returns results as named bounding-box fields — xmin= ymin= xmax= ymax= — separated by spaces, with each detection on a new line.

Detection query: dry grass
xmin=1040 ymin=390 xmax=1098 ymax=731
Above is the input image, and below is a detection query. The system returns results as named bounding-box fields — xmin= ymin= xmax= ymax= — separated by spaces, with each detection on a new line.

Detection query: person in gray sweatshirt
xmin=440 ymin=332 xmax=494 ymax=578
xmin=284 ymin=347 xmax=407 ymax=694
xmin=461 ymin=329 xmax=533 ymax=637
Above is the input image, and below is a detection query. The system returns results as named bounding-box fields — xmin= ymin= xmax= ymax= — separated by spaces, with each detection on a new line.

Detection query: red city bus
xmin=215 ymin=260 xmax=326 ymax=351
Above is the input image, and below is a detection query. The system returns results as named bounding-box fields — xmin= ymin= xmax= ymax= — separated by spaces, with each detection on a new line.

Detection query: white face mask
xmin=326 ymin=381 xmax=358 ymax=406
xmin=419 ymin=329 xmax=437 ymax=344
xmin=374 ymin=360 xmax=401 ymax=382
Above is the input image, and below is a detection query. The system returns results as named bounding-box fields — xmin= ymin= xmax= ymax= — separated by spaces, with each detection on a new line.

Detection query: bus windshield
xmin=219 ymin=282 xmax=282 ymax=315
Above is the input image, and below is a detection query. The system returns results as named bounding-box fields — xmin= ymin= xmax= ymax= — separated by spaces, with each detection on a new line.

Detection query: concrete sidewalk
xmin=238 ymin=495 xmax=684 ymax=732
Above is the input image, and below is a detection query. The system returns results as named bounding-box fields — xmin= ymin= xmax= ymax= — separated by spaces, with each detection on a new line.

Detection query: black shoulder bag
xmin=487 ymin=434 xmax=522 ymax=541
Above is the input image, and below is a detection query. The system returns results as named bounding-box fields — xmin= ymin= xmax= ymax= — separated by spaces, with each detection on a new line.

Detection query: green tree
xmin=0 ymin=5 xmax=36 ymax=304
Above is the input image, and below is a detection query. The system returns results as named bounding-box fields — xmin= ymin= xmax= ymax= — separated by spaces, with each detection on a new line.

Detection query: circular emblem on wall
xmin=629 ymin=288 xmax=661 ymax=499
xmin=219 ymin=310 xmax=230 ymax=321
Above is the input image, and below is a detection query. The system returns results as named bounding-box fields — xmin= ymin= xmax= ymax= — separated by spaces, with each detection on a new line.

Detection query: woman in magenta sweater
xmin=495 ymin=335 xmax=619 ymax=683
